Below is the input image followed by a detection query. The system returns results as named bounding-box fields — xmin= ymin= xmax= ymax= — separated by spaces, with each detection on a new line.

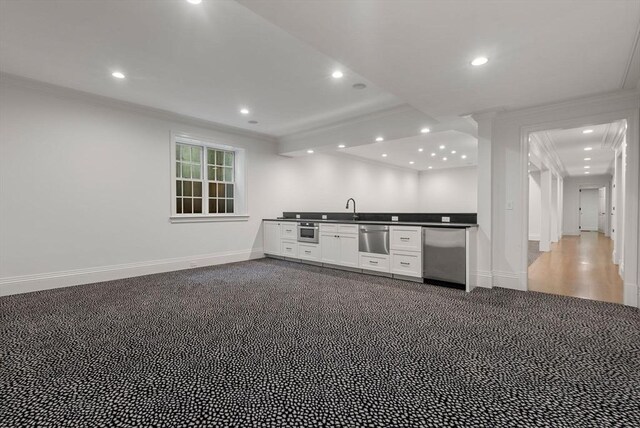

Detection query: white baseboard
xmin=474 ymin=270 xmax=493 ymax=288
xmin=0 ymin=248 xmax=265 ymax=297
xmin=528 ymin=234 xmax=540 ymax=241
xmin=623 ymin=282 xmax=638 ymax=307
xmin=492 ymin=270 xmax=527 ymax=291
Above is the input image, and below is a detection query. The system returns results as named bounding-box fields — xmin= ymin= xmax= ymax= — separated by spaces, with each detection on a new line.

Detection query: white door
xmin=579 ymin=189 xmax=599 ymax=231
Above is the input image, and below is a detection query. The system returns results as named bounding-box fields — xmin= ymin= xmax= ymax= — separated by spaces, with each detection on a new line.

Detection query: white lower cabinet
xmin=320 ymin=224 xmax=358 ymax=267
xmin=281 ymin=240 xmax=298 ymax=258
xmin=391 ymin=250 xmax=422 ymax=277
xmin=359 ymin=253 xmax=390 ymax=273
xmin=298 ymin=243 xmax=320 ymax=261
xmin=338 ymin=233 xmax=358 ymax=268
xmin=263 ymin=221 xmax=281 ymax=255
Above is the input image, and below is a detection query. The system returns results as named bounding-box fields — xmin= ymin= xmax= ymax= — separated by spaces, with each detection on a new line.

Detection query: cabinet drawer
xmin=281 ymin=240 xmax=298 ymax=257
xmin=359 ymin=253 xmax=390 ymax=273
xmin=281 ymin=223 xmax=297 ymax=239
xmin=298 ymin=243 xmax=320 ymax=261
xmin=337 ymin=224 xmax=358 ymax=235
xmin=390 ymin=226 xmax=421 ymax=251
xmin=320 ymin=223 xmax=337 ymax=233
xmin=391 ymin=251 xmax=422 ymax=277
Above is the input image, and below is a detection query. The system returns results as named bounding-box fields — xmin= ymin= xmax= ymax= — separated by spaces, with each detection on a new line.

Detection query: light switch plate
xmin=296 ymin=214 xmax=300 ymax=219
xmin=391 ymin=216 xmax=399 ymax=221
xmin=322 ymin=215 xmax=327 ymax=220
xmin=442 ymin=216 xmax=450 ymax=223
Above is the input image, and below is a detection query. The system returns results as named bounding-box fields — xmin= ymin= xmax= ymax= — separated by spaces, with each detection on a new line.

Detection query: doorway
xmin=526 ymin=121 xmax=626 ymax=304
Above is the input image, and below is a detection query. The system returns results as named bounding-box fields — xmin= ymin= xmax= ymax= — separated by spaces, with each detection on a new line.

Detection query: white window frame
xmin=170 ymin=132 xmax=248 ymax=223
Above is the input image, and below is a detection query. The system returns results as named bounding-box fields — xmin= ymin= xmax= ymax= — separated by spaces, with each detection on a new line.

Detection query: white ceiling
xmin=533 ymin=122 xmax=624 ymax=176
xmin=342 ymin=130 xmax=477 ymax=172
xmin=240 ymin=0 xmax=640 ymax=121
xmin=0 ymin=0 xmax=402 ymax=137
xmin=1 ymin=0 xmax=638 ymax=172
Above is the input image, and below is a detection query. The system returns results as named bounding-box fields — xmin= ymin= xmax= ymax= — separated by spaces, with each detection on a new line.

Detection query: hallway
xmin=528 ymin=232 xmax=623 ymax=304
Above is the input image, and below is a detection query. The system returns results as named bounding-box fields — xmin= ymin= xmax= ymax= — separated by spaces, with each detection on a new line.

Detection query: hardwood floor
xmin=528 ymin=232 xmax=623 ymax=304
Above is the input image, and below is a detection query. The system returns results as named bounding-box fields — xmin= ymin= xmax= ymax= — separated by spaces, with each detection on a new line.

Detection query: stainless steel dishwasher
xmin=422 ymin=227 xmax=466 ymax=286
xmin=359 ymin=225 xmax=390 ymax=255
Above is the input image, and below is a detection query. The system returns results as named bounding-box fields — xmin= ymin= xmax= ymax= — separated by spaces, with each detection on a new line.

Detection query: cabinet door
xmin=320 ymin=233 xmax=339 ymax=264
xmin=263 ymin=222 xmax=281 ymax=255
xmin=338 ymin=234 xmax=359 ymax=267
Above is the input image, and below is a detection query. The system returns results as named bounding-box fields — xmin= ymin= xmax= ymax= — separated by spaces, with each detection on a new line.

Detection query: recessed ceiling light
xmin=461 ymin=155 xmax=467 ymax=159
xmin=584 ymin=157 xmax=591 ymax=161
xmin=443 ymin=157 xmax=448 ymax=161
xmin=418 ymin=148 xmax=424 ymax=152
xmin=439 ymin=145 xmax=445 ymax=150
xmin=307 ymin=149 xmax=314 ymax=154
xmin=352 ymin=83 xmax=367 ymax=90
xmin=451 ymin=150 xmax=457 ymax=154
xmin=187 ymin=0 xmax=202 ymax=4
xmin=409 ymin=161 xmax=415 ymax=165
xmin=585 ymin=171 xmax=590 ymax=174
xmin=583 ymin=129 xmax=594 ymax=134
xmin=332 ymin=70 xmax=344 ymax=79
xmin=240 ymin=108 xmax=250 ymax=115
xmin=428 ymin=166 xmax=433 ymax=169
xmin=382 ymin=153 xmax=388 ymax=157
xmin=376 ymin=137 xmax=384 ymax=142
xmin=431 ymin=153 xmax=436 ymax=157
xmin=471 ymin=56 xmax=489 ymax=66
xmin=584 ymin=166 xmax=590 ymax=169
xmin=338 ymin=144 xmax=346 ymax=148
xmin=111 ymin=71 xmax=125 ymax=79
xmin=584 ymin=147 xmax=593 ymax=151
xmin=420 ymin=128 xmax=431 ymax=134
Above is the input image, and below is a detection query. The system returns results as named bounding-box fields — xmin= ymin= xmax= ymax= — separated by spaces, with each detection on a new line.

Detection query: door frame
xmin=520 ymin=107 xmax=638 ymax=307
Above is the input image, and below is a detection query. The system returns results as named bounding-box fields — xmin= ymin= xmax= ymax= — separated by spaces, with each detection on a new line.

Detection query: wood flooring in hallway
xmin=528 ymin=232 xmax=623 ymax=304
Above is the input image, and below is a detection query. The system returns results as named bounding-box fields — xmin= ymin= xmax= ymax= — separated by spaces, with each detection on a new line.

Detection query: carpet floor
xmin=1 ymin=258 xmax=639 ymax=427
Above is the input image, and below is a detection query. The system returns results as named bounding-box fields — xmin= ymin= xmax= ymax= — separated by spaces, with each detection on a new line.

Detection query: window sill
xmin=169 ymin=215 xmax=249 ymax=224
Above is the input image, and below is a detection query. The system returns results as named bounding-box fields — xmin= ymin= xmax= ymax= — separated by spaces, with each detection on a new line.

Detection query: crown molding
xmin=530 ymin=132 xmax=567 ymax=177
xmin=0 ymin=72 xmax=278 ymax=144
xmin=621 ymin=18 xmax=640 ymax=90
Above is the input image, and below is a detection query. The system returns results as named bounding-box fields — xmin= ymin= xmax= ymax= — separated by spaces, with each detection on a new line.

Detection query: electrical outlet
xmin=322 ymin=215 xmax=327 ymax=220
xmin=442 ymin=216 xmax=450 ymax=223
xmin=391 ymin=216 xmax=399 ymax=221
xmin=296 ymin=214 xmax=300 ymax=219
xmin=506 ymin=201 xmax=514 ymax=210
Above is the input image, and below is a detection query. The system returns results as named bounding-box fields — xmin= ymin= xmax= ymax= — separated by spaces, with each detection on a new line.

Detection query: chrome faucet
xmin=345 ymin=198 xmax=358 ymax=221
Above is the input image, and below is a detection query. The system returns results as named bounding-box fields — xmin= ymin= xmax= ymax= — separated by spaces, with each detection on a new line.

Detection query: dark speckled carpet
xmin=1 ymin=258 xmax=639 ymax=427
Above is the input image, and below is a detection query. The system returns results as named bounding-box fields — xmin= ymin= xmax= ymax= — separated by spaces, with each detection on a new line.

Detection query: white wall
xmin=0 ymin=79 xmax=419 ymax=293
xmin=417 ymin=166 xmax=477 ymax=212
xmin=528 ymin=172 xmax=541 ymax=240
xmin=562 ymin=175 xmax=612 ymax=235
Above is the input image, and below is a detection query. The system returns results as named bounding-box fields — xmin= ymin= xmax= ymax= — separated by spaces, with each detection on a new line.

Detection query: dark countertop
xmin=263 ymin=218 xmax=478 ymax=228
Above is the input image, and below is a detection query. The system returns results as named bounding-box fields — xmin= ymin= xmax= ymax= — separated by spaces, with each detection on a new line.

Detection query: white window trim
xmin=170 ymin=131 xmax=248 ymax=223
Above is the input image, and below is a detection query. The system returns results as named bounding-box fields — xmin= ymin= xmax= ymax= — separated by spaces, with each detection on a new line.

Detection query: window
xmin=171 ymin=134 xmax=246 ymax=220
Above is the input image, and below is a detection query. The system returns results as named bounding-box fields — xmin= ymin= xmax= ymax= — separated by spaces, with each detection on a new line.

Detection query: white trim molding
xmin=474 ymin=270 xmax=493 ymax=288
xmin=492 ymin=270 xmax=527 ymax=291
xmin=0 ymin=249 xmax=265 ymax=296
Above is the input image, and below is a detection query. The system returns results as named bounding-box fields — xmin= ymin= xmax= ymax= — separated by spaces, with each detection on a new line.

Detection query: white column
xmin=472 ymin=112 xmax=495 ymax=288
xmin=540 ymin=169 xmax=552 ymax=252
